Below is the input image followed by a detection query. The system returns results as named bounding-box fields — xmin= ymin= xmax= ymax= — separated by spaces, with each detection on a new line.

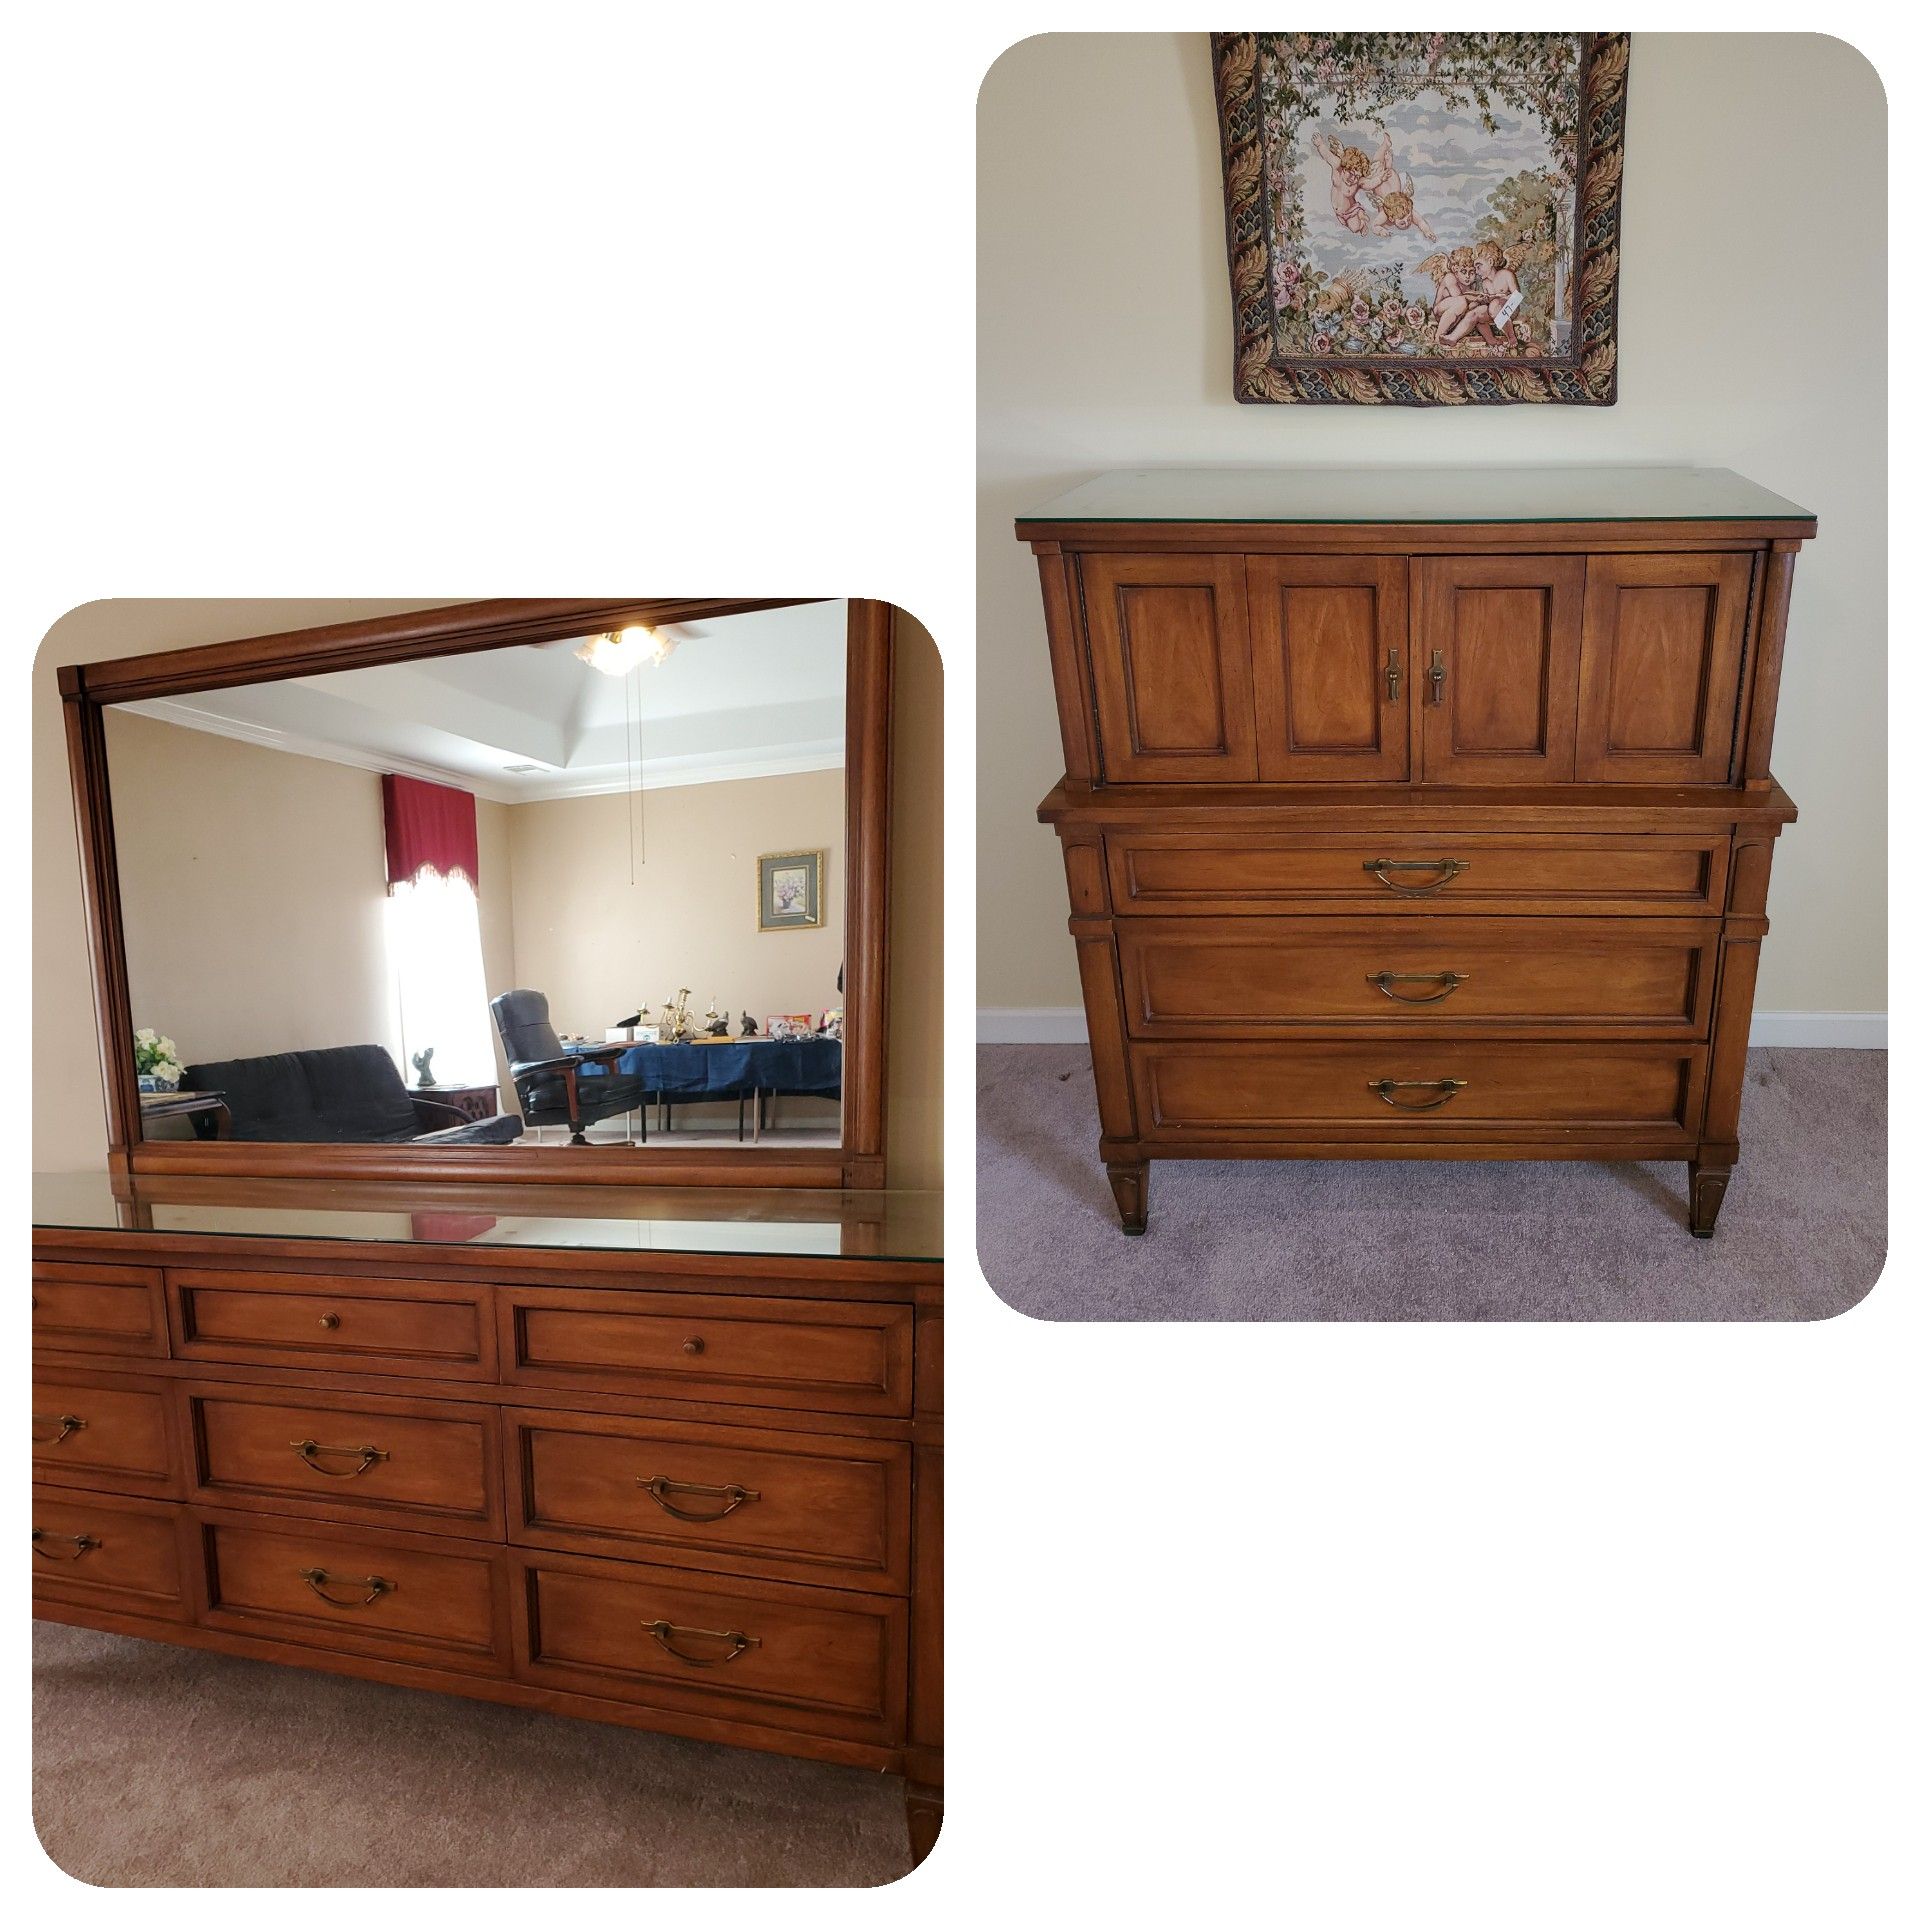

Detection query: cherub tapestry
xmin=1212 ymin=32 xmax=1628 ymax=406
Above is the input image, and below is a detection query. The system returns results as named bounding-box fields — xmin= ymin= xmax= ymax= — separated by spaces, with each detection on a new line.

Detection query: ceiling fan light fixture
xmin=576 ymin=624 xmax=676 ymax=676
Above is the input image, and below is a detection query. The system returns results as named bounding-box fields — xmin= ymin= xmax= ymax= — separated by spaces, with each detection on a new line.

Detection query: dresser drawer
xmin=498 ymin=1289 xmax=914 ymax=1417
xmin=169 ymin=1269 xmax=493 ymax=1381
xmin=503 ymin=1407 xmax=909 ymax=1593
xmin=1132 ymin=1039 xmax=1706 ymax=1142
xmin=514 ymin=1552 xmax=907 ymax=1746
xmin=31 ymin=1261 xmax=167 ymax=1358
xmin=1106 ymin=831 xmax=1730 ymax=916
xmin=32 ymin=1367 xmax=179 ymax=1497
xmin=32 ymin=1489 xmax=190 ymax=1621
xmin=183 ymin=1384 xmax=500 ymax=1539
xmin=199 ymin=1514 xmax=508 ymax=1674
xmin=1119 ymin=917 xmax=1717 ymax=1040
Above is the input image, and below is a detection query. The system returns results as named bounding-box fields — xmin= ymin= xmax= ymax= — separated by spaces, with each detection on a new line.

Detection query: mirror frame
xmin=59 ymin=597 xmax=894 ymax=1191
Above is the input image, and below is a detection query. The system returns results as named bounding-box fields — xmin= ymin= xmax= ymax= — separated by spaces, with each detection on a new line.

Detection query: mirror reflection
xmin=111 ymin=603 xmax=849 ymax=1152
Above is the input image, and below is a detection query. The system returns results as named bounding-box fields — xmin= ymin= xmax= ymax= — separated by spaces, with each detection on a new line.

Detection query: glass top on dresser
xmin=1019 ymin=466 xmax=1816 ymax=527
xmin=32 ymin=1172 xmax=942 ymax=1263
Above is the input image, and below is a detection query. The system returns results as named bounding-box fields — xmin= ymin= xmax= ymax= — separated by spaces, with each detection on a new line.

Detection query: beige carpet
xmin=977 ymin=1044 xmax=1887 ymax=1320
xmin=33 ymin=1623 xmax=913 ymax=1887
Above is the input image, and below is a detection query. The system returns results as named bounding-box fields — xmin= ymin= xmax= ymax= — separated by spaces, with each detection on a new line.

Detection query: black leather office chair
xmin=489 ymin=989 xmax=649 ymax=1146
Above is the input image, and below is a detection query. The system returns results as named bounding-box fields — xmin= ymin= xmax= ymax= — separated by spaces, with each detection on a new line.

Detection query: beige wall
xmin=977 ymin=33 xmax=1887 ymax=1018
xmin=504 ymin=771 xmax=846 ymax=1040
xmin=34 ymin=600 xmax=944 ymax=1190
xmin=106 ymin=708 xmax=398 ymax=1066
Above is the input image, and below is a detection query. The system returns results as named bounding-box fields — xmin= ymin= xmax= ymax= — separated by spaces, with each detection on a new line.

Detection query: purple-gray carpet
xmin=976 ymin=1045 xmax=1885 ymax=1321
xmin=33 ymin=1623 xmax=913 ymax=1887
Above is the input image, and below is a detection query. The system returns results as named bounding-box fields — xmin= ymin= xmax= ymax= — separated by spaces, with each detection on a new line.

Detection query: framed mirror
xmin=60 ymin=598 xmax=895 ymax=1189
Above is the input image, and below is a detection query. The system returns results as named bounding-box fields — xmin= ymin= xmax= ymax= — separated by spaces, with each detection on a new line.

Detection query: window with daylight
xmin=382 ymin=775 xmax=493 ymax=1089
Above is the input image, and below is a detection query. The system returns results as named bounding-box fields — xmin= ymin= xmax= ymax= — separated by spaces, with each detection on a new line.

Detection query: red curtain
xmin=382 ymin=774 xmax=480 ymax=893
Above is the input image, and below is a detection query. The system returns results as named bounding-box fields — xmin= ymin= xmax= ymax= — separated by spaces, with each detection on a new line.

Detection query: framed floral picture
xmin=1212 ymin=32 xmax=1628 ymax=405
xmin=757 ymin=849 xmax=824 ymax=932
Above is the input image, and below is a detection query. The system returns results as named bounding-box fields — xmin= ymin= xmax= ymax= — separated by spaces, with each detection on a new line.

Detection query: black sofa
xmin=179 ymin=1044 xmax=522 ymax=1146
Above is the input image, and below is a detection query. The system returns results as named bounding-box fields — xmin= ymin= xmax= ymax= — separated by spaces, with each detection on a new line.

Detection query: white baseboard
xmin=977 ymin=1007 xmax=1887 ymax=1049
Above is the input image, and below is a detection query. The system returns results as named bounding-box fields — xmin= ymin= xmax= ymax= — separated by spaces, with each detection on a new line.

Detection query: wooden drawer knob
xmin=681 ymin=1336 xmax=705 ymax=1356
xmin=319 ymin=1313 xmax=341 ymax=1330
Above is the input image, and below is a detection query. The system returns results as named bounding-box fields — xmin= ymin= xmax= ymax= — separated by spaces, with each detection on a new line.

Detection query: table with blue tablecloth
xmin=567 ymin=1037 xmax=842 ymax=1140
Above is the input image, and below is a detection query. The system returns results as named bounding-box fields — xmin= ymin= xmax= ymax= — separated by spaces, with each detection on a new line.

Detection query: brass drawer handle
xmin=33 ymin=1528 xmax=101 ymax=1561
xmin=33 ymin=1414 xmax=88 ymax=1447
xmin=1367 ymin=970 xmax=1469 ymax=1004
xmin=1428 ymin=649 xmax=1447 ymax=704
xmin=300 ymin=1565 xmax=396 ymax=1607
xmin=291 ymin=1439 xmax=390 ymax=1478
xmin=644 ymin=1618 xmax=761 ymax=1666
xmin=1368 ymin=1077 xmax=1467 ymax=1111
xmin=1362 ymin=857 xmax=1469 ymax=894
xmin=639 ymin=1474 xmax=762 ymax=1523
xmin=318 ymin=1313 xmax=341 ymax=1330
xmin=1384 ymin=646 xmax=1401 ymax=704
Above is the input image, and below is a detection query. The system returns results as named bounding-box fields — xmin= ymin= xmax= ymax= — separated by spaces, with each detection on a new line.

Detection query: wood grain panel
xmin=1415 ymin=556 xmax=1583 ymax=784
xmin=1578 ymin=552 xmax=1753 ymax=783
xmin=1133 ymin=1039 xmax=1704 ymax=1141
xmin=1118 ymin=917 xmax=1717 ymax=1039
xmin=497 ymin=1288 xmax=913 ymax=1416
xmin=199 ymin=1512 xmax=508 ymax=1674
xmin=514 ymin=1553 xmax=907 ymax=1745
xmin=504 ymin=1407 xmax=909 ymax=1592
xmin=169 ymin=1268 xmax=492 ymax=1380
xmin=33 ymin=1368 xmax=179 ymax=1497
xmin=183 ymin=1383 xmax=499 ymax=1538
xmin=1080 ymin=554 xmax=1256 ymax=780
xmin=1249 ymin=556 xmax=1408 ymax=781
xmin=31 ymin=1261 xmax=167 ymax=1358
xmin=1107 ymin=831 xmax=1729 ymax=916
xmin=32 ymin=1487 xmax=191 ymax=1621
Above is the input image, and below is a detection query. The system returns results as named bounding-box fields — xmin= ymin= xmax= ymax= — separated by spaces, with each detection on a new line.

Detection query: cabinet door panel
xmin=1577 ymin=553 xmax=1754 ymax=783
xmin=1414 ymin=556 xmax=1583 ymax=785
xmin=1249 ymin=556 xmax=1409 ymax=782
xmin=1080 ymin=554 xmax=1256 ymax=782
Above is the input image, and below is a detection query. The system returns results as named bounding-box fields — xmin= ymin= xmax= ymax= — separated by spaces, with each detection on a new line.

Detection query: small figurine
xmin=740 ymin=1013 xmax=759 ymax=1037
xmin=819 ymin=1008 xmax=844 ymax=1041
xmin=701 ymin=1000 xmax=730 ymax=1037
xmin=411 ymin=1046 xmax=436 ymax=1088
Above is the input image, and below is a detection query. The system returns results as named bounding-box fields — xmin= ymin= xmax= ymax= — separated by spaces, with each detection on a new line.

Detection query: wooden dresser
xmin=1019 ymin=467 xmax=1816 ymax=1238
xmin=32 ymin=1176 xmax=943 ymax=1862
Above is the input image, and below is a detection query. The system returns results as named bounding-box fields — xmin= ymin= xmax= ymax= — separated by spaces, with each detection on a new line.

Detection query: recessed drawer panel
xmin=31 ymin=1262 xmax=167 ymax=1358
xmin=504 ymin=1407 xmax=909 ymax=1593
xmin=498 ymin=1288 xmax=913 ymax=1417
xmin=185 ymin=1384 xmax=499 ymax=1539
xmin=32 ymin=1489 xmax=189 ymax=1621
xmin=1107 ymin=831 xmax=1729 ymax=916
xmin=32 ymin=1368 xmax=179 ymax=1497
xmin=1119 ymin=917 xmax=1717 ymax=1039
xmin=515 ymin=1553 xmax=907 ymax=1746
xmin=1133 ymin=1040 xmax=1705 ymax=1142
xmin=170 ymin=1269 xmax=493 ymax=1381
xmin=200 ymin=1514 xmax=507 ymax=1674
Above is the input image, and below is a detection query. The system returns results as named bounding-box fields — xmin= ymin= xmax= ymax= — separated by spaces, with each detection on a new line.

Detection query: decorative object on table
xmin=614 ymin=1007 xmax=647 ymax=1030
xmin=758 ymin=849 xmax=824 ymax=932
xmin=659 ymin=987 xmax=696 ymax=1042
xmin=700 ymin=998 xmax=731 ymax=1037
xmin=1211 ymin=32 xmax=1628 ymax=406
xmin=410 ymin=1046 xmax=437 ymax=1088
xmin=818 ymin=1007 xmax=845 ymax=1042
xmin=768 ymin=1013 xmax=816 ymax=1041
xmin=740 ymin=1013 xmax=759 ymax=1036
xmin=133 ymin=1027 xmax=183 ymax=1092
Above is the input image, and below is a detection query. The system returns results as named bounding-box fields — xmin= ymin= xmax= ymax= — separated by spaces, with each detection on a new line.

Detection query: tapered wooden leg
xmin=1689 ymin=1163 xmax=1730 ymax=1238
xmin=905 ymin=1781 xmax=943 ymax=1866
xmin=1107 ymin=1161 xmax=1150 ymax=1235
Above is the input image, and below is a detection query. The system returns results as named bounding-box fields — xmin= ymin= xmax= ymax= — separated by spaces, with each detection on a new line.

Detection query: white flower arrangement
xmin=134 ymin=1028 xmax=183 ymax=1084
